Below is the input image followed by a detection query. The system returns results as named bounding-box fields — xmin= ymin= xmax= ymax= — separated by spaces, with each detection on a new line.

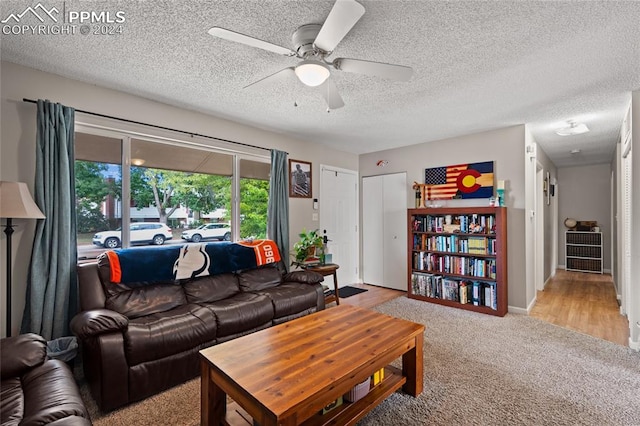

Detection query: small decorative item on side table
xmin=291 ymin=228 xmax=324 ymax=267
xmin=303 ymin=263 xmax=340 ymax=306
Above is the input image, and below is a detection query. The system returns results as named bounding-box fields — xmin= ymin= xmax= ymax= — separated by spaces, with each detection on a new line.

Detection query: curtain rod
xmin=22 ymin=98 xmax=275 ymax=153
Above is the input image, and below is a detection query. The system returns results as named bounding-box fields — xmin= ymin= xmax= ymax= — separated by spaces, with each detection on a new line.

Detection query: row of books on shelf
xmin=412 ymin=214 xmax=496 ymax=234
xmin=321 ymin=368 xmax=386 ymax=416
xmin=413 ymin=252 xmax=497 ymax=279
xmin=411 ymin=272 xmax=498 ymax=310
xmin=413 ymin=234 xmax=496 ymax=255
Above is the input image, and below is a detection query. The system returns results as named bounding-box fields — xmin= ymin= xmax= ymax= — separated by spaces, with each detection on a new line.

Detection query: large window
xmin=239 ymin=158 xmax=270 ymax=239
xmin=74 ymin=129 xmax=269 ymax=260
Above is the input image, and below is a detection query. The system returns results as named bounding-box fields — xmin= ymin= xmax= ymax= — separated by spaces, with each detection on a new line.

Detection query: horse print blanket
xmin=105 ymin=239 xmax=281 ymax=284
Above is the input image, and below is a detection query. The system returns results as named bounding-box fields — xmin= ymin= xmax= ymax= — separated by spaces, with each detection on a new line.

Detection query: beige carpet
xmin=82 ymin=297 xmax=640 ymax=425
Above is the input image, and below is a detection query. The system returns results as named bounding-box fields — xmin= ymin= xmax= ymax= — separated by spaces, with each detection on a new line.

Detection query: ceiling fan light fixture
xmin=295 ymin=60 xmax=330 ymax=87
xmin=555 ymin=120 xmax=589 ymax=136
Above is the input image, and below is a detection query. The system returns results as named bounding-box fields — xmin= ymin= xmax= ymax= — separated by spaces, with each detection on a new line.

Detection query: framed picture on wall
xmin=289 ymin=159 xmax=312 ymax=198
xmin=545 ymin=171 xmax=550 ymax=205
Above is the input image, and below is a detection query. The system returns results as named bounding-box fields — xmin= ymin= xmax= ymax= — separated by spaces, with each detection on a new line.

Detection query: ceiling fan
xmin=208 ymin=0 xmax=413 ymax=110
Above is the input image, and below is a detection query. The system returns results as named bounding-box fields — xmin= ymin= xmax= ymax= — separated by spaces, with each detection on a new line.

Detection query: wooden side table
xmin=303 ymin=263 xmax=340 ymax=306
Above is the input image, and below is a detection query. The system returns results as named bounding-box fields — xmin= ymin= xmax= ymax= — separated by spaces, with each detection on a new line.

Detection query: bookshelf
xmin=565 ymin=231 xmax=603 ymax=274
xmin=407 ymin=207 xmax=508 ymax=317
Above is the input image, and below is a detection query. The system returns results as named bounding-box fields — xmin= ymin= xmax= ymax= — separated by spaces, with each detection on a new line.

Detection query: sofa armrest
xmin=70 ymin=309 xmax=129 ymax=339
xmin=282 ymin=271 xmax=324 ymax=284
xmin=0 ymin=333 xmax=47 ymax=380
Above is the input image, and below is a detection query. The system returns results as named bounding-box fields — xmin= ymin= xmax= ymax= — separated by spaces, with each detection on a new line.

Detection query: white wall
xmin=359 ymin=125 xmax=528 ymax=310
xmin=0 ymin=61 xmax=358 ymax=337
xmin=556 ymin=164 xmax=612 ymax=271
xmin=535 ymin=144 xmax=558 ymax=281
xmin=630 ymin=90 xmax=640 ymax=348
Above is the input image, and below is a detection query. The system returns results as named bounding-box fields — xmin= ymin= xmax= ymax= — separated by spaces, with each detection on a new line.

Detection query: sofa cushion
xmin=256 ymin=283 xmax=321 ymax=318
xmin=183 ymin=273 xmax=240 ymax=304
xmin=124 ymin=304 xmax=217 ymax=366
xmin=98 ymin=252 xmax=187 ymax=318
xmin=237 ymin=264 xmax=282 ymax=291
xmin=105 ymin=283 xmax=187 ymax=319
xmin=19 ymin=360 xmax=89 ymax=425
xmin=202 ymin=292 xmax=274 ymax=338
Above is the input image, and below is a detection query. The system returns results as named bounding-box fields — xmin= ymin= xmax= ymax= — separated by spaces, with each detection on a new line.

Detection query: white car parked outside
xmin=92 ymin=222 xmax=173 ymax=248
xmin=181 ymin=223 xmax=231 ymax=242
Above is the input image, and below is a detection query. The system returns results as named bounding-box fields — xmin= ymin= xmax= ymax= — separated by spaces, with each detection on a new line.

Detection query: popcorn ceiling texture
xmin=1 ymin=1 xmax=639 ymax=166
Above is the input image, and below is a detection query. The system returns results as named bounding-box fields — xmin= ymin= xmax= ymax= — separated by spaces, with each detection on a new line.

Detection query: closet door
xmin=382 ymin=173 xmax=407 ymax=290
xmin=362 ymin=173 xmax=407 ymax=290
xmin=362 ymin=176 xmax=384 ymax=286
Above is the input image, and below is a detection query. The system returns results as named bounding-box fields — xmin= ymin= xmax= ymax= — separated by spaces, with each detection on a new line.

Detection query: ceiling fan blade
xmin=208 ymin=27 xmax=296 ymax=57
xmin=243 ymin=68 xmax=295 ymax=90
xmin=334 ymin=58 xmax=413 ymax=81
xmin=314 ymin=0 xmax=365 ymax=53
xmin=316 ymin=78 xmax=345 ymax=110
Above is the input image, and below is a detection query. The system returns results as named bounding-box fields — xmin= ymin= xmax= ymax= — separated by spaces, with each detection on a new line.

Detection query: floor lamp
xmin=0 ymin=181 xmax=45 ymax=337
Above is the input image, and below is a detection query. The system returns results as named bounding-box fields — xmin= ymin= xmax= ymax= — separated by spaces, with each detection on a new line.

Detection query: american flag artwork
xmin=424 ymin=161 xmax=494 ymax=200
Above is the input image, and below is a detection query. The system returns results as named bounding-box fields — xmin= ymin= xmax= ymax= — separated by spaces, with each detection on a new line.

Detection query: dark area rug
xmin=326 ymin=286 xmax=368 ymax=298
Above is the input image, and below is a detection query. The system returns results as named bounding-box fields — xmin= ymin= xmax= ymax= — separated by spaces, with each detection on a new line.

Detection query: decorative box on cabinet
xmin=565 ymin=231 xmax=603 ymax=274
xmin=407 ymin=207 xmax=508 ymax=317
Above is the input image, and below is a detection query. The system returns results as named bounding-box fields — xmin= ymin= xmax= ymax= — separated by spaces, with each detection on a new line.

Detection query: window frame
xmin=74 ymin=119 xmax=270 ymax=250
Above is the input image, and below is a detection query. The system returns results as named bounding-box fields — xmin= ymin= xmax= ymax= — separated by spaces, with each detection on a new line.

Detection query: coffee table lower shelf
xmin=303 ymin=366 xmax=406 ymax=426
xmin=225 ymin=366 xmax=406 ymax=426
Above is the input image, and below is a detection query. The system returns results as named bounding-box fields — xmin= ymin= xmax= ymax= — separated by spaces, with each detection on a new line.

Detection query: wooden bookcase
xmin=407 ymin=207 xmax=508 ymax=317
xmin=565 ymin=231 xmax=603 ymax=274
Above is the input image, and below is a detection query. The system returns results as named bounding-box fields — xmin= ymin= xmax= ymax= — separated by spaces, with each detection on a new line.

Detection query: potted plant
xmin=292 ymin=228 xmax=324 ymax=267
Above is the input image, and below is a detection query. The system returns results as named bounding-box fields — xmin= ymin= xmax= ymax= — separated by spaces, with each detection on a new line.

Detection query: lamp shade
xmin=295 ymin=60 xmax=331 ymax=87
xmin=0 ymin=181 xmax=45 ymax=219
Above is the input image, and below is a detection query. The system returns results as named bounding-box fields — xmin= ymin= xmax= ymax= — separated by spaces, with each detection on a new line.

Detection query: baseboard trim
xmin=508 ymin=305 xmax=529 ymax=315
xmin=558 ymin=264 xmax=566 ymax=270
xmin=629 ymin=338 xmax=640 ymax=352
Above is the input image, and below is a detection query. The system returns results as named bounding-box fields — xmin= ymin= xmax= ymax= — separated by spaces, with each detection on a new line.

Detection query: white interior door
xmin=362 ymin=173 xmax=407 ymax=291
xmin=383 ymin=173 xmax=407 ymax=290
xmin=362 ymin=176 xmax=384 ymax=285
xmin=319 ymin=165 xmax=358 ymax=287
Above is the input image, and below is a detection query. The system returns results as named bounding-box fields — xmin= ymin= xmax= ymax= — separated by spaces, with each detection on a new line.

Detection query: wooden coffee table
xmin=200 ymin=304 xmax=425 ymax=426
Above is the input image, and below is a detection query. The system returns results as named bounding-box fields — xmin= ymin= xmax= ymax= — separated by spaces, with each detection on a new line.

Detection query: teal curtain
xmin=21 ymin=100 xmax=77 ymax=340
xmin=267 ymin=149 xmax=289 ymax=272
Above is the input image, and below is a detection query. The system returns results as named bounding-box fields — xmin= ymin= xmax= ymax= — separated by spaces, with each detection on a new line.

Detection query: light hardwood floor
xmin=329 ymin=283 xmax=405 ymax=310
xmin=529 ymin=269 xmax=629 ymax=346
xmin=342 ymin=272 xmax=630 ymax=347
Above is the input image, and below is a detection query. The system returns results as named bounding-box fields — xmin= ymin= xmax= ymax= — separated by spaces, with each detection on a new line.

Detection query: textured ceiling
xmin=2 ymin=0 xmax=639 ymax=167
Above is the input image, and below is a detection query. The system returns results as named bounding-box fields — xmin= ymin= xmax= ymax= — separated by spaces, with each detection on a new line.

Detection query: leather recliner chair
xmin=0 ymin=333 xmax=92 ymax=425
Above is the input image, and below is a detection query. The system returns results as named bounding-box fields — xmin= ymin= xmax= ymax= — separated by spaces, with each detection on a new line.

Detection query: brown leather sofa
xmin=0 ymin=333 xmax=92 ymax=425
xmin=71 ymin=253 xmax=325 ymax=412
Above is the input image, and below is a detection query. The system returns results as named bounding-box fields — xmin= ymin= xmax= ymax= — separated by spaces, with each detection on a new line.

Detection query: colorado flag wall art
xmin=424 ymin=161 xmax=494 ymax=200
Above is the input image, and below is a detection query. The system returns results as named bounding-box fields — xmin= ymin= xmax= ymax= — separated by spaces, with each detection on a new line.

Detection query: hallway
xmin=530 ymin=270 xmax=630 ymax=346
